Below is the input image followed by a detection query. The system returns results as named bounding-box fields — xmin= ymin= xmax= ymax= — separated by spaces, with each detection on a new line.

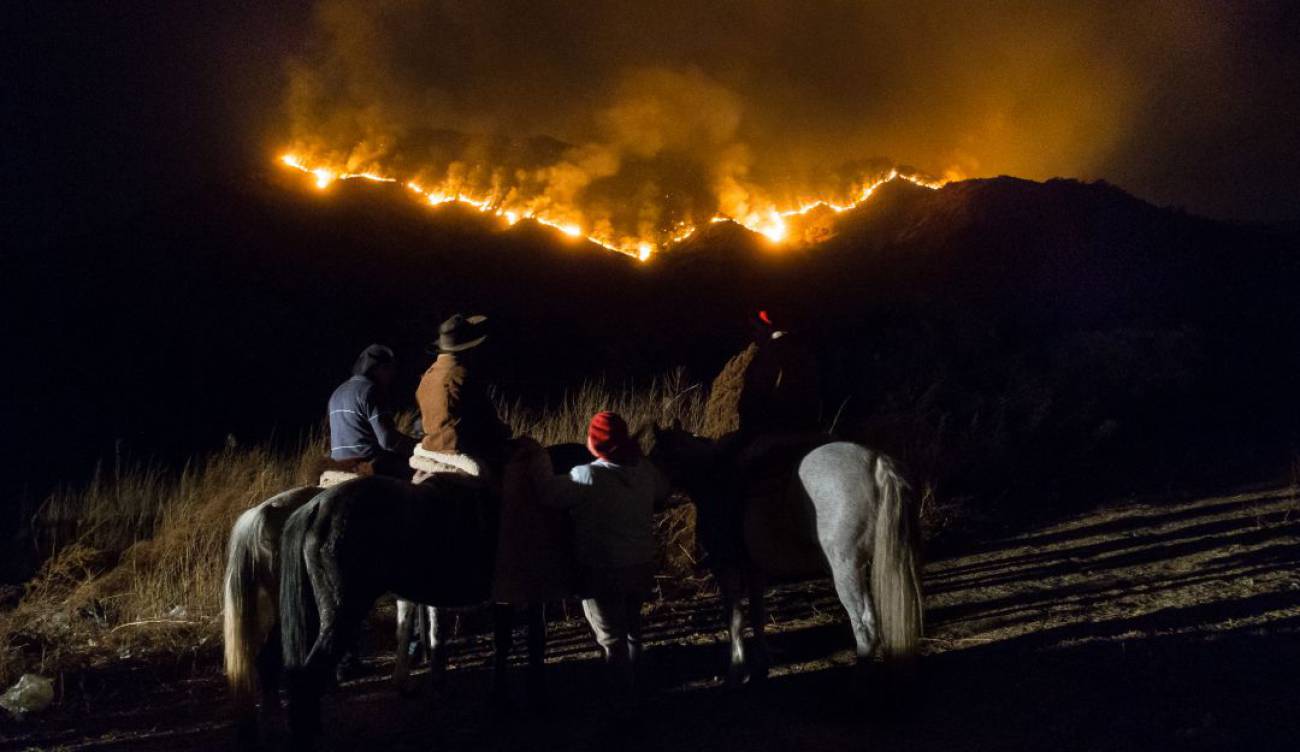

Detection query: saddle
xmin=409 ymin=445 xmax=485 ymax=485
xmin=736 ymin=432 xmax=828 ymax=487
xmin=703 ymin=432 xmax=828 ymax=568
xmin=316 ymin=456 xmax=374 ymax=487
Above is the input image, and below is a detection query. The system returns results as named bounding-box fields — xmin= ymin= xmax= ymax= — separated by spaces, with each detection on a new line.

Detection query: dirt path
xmin=5 ymin=485 xmax=1299 ymax=751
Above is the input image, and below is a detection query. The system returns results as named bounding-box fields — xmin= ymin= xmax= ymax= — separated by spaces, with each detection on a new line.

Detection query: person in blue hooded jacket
xmin=326 ymin=343 xmax=416 ymax=478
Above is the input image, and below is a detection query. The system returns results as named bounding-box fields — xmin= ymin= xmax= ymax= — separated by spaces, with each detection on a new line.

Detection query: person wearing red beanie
xmin=586 ymin=411 xmax=639 ymax=465
xmin=545 ymin=411 xmax=671 ymax=697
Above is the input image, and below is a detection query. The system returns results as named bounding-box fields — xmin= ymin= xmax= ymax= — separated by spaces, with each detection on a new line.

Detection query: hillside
xmin=4 ymin=171 xmax=1299 ymax=575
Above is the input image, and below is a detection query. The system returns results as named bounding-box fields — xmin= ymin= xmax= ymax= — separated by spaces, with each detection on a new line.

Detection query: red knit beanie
xmin=587 ymin=411 xmax=636 ymax=463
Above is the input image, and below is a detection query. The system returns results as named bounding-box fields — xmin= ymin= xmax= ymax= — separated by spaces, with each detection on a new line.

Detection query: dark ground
xmin=4 ymin=483 xmax=1297 ymax=751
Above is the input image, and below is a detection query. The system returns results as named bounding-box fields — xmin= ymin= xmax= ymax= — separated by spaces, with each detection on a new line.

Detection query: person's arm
xmin=371 ymin=411 xmax=415 ymax=454
xmin=541 ymin=466 xmax=596 ymax=509
xmin=462 ymin=375 xmax=513 ymax=446
xmin=363 ymin=385 xmax=414 ymax=453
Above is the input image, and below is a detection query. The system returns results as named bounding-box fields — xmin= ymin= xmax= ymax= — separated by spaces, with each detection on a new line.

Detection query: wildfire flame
xmin=277 ymin=152 xmax=945 ymax=260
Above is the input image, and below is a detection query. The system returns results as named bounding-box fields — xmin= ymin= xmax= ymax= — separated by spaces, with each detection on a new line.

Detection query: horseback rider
xmin=737 ymin=310 xmax=821 ymax=437
xmin=413 ymin=313 xmax=513 ymax=481
xmin=326 ymin=343 xmax=417 ymax=478
xmin=413 ymin=314 xmax=572 ymax=706
xmin=700 ymin=310 xmax=823 ymax=567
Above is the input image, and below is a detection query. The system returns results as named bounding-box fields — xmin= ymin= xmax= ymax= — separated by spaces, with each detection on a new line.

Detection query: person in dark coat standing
xmin=326 ymin=343 xmax=416 ymax=478
xmin=544 ymin=411 xmax=670 ymax=698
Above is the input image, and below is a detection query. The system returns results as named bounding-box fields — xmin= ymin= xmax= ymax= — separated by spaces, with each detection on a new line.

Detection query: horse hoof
xmin=335 ymin=660 xmax=363 ymax=685
xmin=396 ymin=680 xmax=419 ymax=699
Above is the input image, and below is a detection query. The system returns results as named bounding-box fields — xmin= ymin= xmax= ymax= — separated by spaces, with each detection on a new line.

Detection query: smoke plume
xmin=280 ymin=0 xmax=1300 ymax=246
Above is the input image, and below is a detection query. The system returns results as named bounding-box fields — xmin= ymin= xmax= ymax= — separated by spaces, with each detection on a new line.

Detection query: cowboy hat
xmin=434 ymin=313 xmax=488 ymax=353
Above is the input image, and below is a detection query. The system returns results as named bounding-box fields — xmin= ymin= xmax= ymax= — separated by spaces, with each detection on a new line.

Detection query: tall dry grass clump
xmin=497 ymin=369 xmax=705 ymax=445
xmin=0 ymin=431 xmax=325 ymax=685
xmin=0 ymin=376 xmax=708 ymax=686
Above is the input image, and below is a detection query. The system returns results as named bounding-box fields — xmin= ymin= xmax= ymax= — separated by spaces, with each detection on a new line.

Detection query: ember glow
xmin=276 ymin=152 xmax=944 ymax=260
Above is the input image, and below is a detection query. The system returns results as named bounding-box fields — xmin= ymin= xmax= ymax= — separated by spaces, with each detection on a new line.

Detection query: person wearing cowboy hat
xmin=415 ymin=313 xmax=512 ymax=473
xmin=415 ymin=316 xmax=573 ymax=707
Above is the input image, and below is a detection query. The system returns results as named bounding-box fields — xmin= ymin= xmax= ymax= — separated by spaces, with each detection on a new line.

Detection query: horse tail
xmin=279 ymin=501 xmax=319 ymax=672
xmin=223 ymin=505 xmax=267 ymax=707
xmin=870 ymin=454 xmax=923 ymax=660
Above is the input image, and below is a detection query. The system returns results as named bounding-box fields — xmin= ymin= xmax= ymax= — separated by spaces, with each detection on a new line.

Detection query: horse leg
xmin=745 ymin=572 xmax=771 ymax=683
xmin=490 ymin=603 xmax=516 ymax=708
xmin=256 ymin=622 xmax=283 ymax=712
xmin=286 ymin=607 xmax=336 ymax=748
xmin=827 ymin=553 xmax=879 ymax=668
xmin=417 ymin=605 xmax=431 ymax=664
xmin=524 ymin=603 xmax=548 ymax=708
xmin=721 ymin=571 xmax=748 ymax=686
xmin=394 ymin=599 xmax=418 ymax=695
xmin=285 ymin=549 xmax=343 ymax=748
xmin=235 ymin=616 xmax=281 ymax=749
xmin=427 ymin=606 xmax=449 ymax=697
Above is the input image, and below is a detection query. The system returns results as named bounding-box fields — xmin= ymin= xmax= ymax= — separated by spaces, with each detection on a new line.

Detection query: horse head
xmin=647 ymin=420 xmax=716 ymax=490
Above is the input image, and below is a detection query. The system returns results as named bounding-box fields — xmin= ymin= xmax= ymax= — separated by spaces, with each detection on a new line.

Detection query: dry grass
xmin=0 ymin=376 xmax=707 ymax=687
xmin=496 ymin=368 xmax=705 ymax=445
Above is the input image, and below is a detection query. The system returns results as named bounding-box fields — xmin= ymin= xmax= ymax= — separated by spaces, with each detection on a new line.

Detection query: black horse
xmin=278 ymin=443 xmax=590 ymax=748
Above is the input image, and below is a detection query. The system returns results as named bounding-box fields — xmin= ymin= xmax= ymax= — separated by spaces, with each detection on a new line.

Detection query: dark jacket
xmin=736 ymin=334 xmax=821 ymax=436
xmin=416 ymin=352 xmax=511 ymax=458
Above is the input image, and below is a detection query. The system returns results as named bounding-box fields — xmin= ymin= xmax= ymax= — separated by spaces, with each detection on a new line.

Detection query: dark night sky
xmin=4 ymin=0 xmax=1300 ymax=251
xmin=2 ymin=1 xmax=1299 ymax=545
xmin=3 ymin=2 xmax=310 ymax=245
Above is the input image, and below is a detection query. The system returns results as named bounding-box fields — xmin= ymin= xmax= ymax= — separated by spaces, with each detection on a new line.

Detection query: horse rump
xmin=279 ymin=501 xmax=320 ymax=673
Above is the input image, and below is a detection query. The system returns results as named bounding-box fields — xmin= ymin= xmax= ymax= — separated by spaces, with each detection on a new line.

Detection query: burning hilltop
xmin=276 ymin=139 xmax=947 ymax=260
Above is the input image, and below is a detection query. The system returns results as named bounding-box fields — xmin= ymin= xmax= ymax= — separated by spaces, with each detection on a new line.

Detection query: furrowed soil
xmin=4 ymin=485 xmax=1298 ymax=751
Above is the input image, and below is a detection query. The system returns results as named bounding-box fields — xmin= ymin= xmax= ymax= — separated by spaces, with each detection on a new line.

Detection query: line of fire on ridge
xmin=277 ymin=153 xmax=943 ymax=261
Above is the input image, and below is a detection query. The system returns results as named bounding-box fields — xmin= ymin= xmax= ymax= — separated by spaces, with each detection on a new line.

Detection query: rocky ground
xmin=4 ymin=483 xmax=1299 ymax=751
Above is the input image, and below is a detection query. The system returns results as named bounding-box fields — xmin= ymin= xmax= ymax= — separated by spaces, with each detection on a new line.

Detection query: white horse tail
xmin=870 ymin=454 xmax=923 ymax=660
xmin=224 ymin=505 xmax=267 ymax=709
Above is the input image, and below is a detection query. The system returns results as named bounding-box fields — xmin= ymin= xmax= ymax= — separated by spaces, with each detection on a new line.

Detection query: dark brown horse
xmin=279 ymin=474 xmax=494 ymax=746
xmin=276 ymin=442 xmax=591 ymax=749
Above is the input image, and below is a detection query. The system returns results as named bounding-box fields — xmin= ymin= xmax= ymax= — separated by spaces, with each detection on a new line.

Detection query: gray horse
xmin=223 ymin=485 xmax=320 ymax=743
xmin=650 ymin=426 xmax=923 ymax=683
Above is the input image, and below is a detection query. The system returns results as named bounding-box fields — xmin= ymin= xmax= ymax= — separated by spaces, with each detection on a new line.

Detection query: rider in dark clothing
xmin=736 ymin=313 xmax=821 ymax=438
xmin=327 ymin=344 xmax=417 ymax=478
xmin=701 ymin=311 xmax=822 ymax=568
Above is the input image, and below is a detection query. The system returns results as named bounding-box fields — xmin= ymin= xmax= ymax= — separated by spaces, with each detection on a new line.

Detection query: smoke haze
xmin=282 ymin=0 xmax=1300 ymax=230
